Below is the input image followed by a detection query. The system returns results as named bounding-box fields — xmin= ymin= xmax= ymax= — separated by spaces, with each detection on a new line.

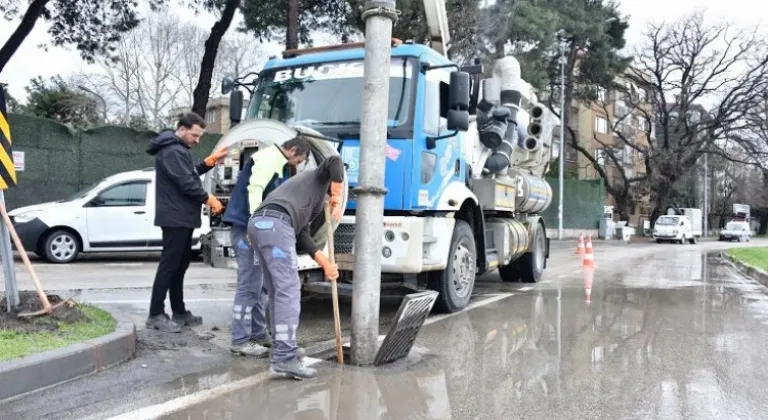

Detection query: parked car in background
xmin=653 ymin=214 xmax=698 ymax=244
xmin=8 ymin=168 xmax=210 ymax=263
xmin=719 ymin=220 xmax=751 ymax=242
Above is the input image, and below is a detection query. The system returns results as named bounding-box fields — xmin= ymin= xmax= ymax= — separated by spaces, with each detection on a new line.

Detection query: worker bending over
xmin=222 ymin=136 xmax=310 ymax=357
xmin=248 ymin=155 xmax=344 ymax=379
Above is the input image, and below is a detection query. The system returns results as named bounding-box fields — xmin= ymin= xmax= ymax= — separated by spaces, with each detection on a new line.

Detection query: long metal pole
xmin=703 ymin=152 xmax=708 ymax=237
xmin=557 ymin=40 xmax=566 ymax=240
xmin=350 ymin=0 xmax=398 ymax=366
xmin=1 ymin=191 xmax=19 ymax=311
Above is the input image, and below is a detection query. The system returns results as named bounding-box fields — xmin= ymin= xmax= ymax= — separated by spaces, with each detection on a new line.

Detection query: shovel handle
xmin=325 ymin=202 xmax=344 ymax=364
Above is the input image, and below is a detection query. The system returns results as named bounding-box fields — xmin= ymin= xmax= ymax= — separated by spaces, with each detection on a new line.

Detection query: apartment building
xmin=168 ymin=96 xmax=232 ymax=135
xmin=553 ymin=68 xmax=655 ymax=225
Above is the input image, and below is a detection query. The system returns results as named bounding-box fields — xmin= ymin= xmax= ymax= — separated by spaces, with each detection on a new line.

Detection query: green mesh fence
xmin=4 ymin=114 xmax=221 ymax=210
xmin=541 ymin=177 xmax=605 ymax=229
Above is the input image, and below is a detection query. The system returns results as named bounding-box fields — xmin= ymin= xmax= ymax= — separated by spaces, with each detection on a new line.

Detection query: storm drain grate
xmin=374 ymin=290 xmax=438 ymax=366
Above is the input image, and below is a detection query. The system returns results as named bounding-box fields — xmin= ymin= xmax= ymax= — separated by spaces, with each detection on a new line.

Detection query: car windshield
xmin=63 ymin=180 xmax=104 ymax=202
xmin=657 ymin=216 xmax=679 ymax=225
xmin=726 ymin=222 xmax=746 ymax=231
xmin=246 ymin=57 xmax=415 ymax=136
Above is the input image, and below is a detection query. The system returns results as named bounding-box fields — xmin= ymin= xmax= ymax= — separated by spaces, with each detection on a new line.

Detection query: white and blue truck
xmin=203 ymin=0 xmax=556 ymax=313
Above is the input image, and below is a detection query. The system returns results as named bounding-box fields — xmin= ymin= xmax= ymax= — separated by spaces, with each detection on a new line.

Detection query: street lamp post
xmin=77 ymin=85 xmax=107 ymax=122
xmin=557 ymin=39 xmax=566 ymax=240
xmin=557 ymin=17 xmax=618 ymax=241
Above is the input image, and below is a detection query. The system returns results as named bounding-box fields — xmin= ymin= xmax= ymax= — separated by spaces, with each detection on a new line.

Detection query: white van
xmin=653 ymin=215 xmax=697 ymax=244
xmin=8 ymin=168 xmax=210 ymax=263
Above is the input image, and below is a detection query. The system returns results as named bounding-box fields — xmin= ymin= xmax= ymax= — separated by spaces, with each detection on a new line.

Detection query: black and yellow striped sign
xmin=0 ymin=87 xmax=17 ymax=189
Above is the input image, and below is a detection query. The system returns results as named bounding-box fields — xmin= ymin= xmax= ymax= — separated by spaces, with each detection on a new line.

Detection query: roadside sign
xmin=13 ymin=150 xmax=24 ymax=171
xmin=0 ymin=87 xmax=17 ymax=189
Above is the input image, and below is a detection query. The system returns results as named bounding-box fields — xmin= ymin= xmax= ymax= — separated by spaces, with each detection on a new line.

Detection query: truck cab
xmin=653 ymin=215 xmax=696 ymax=244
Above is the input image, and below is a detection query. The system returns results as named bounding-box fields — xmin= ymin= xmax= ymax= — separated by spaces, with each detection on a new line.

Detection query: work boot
xmin=146 ymin=314 xmax=181 ymax=333
xmin=230 ymin=342 xmax=269 ymax=357
xmin=250 ymin=334 xmax=272 ymax=348
xmin=269 ymin=358 xmax=317 ymax=380
xmin=172 ymin=310 xmax=203 ymax=327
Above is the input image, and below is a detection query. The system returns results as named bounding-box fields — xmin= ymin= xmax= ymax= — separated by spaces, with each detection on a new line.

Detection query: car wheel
xmin=42 ymin=229 xmax=80 ymax=264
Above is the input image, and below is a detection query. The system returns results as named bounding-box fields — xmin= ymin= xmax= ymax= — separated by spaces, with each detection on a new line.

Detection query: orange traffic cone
xmin=582 ymin=235 xmax=596 ymax=268
xmin=583 ymin=267 xmax=594 ymax=304
xmin=575 ymin=232 xmax=585 ymax=255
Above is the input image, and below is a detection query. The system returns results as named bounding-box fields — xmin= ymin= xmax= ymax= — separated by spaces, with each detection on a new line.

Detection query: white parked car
xmin=9 ymin=168 xmax=210 ymax=263
xmin=719 ymin=221 xmax=751 ymax=242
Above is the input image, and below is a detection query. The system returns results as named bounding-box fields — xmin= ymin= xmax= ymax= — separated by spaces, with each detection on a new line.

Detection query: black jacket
xmin=147 ymin=130 xmax=212 ymax=228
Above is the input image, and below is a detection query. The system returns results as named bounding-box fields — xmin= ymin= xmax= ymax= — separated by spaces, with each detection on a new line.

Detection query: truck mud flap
xmin=544 ymin=238 xmax=550 ymax=269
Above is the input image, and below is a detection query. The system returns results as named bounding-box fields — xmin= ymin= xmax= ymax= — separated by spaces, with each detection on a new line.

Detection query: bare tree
xmin=134 ymin=11 xmax=186 ymax=128
xmin=603 ymin=12 xmax=768 ymax=224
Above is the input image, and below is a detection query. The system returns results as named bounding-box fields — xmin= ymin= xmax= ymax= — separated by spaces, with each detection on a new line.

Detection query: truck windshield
xmin=246 ymin=57 xmax=415 ymax=136
xmin=726 ymin=222 xmax=746 ymax=231
xmin=657 ymin=216 xmax=679 ymax=225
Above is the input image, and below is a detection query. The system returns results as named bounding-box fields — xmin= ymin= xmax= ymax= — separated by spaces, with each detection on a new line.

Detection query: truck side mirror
xmin=447 ymin=71 xmax=470 ymax=132
xmin=222 ymin=75 xmax=236 ymax=95
xmin=230 ymin=89 xmax=243 ymax=126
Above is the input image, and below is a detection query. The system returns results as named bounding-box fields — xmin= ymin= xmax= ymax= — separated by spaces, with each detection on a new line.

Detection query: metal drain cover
xmin=374 ymin=290 xmax=438 ymax=366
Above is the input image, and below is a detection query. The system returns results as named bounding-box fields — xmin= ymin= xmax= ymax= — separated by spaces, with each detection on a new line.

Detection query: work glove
xmin=329 ymin=181 xmax=343 ymax=223
xmin=204 ymin=147 xmax=229 ymax=167
xmin=313 ymin=251 xmax=339 ymax=281
xmin=207 ymin=194 xmax=224 ymax=215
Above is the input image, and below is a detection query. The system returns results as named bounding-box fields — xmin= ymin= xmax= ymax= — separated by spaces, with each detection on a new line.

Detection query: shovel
xmin=324 ymin=203 xmax=344 ymax=365
xmin=0 ymin=203 xmax=65 ymax=317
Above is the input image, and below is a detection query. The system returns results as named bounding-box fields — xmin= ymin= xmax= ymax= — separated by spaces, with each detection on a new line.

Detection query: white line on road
xmin=517 ymin=287 xmax=533 ymax=292
xmin=424 ymin=293 xmax=513 ymax=326
xmin=104 ymin=358 xmax=323 ymax=420
xmin=88 ymin=298 xmax=233 ymax=304
xmin=104 ymin=263 xmax=146 ymax=267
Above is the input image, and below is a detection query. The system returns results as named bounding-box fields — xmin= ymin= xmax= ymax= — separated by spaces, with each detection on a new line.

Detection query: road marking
xmin=517 ymin=287 xmax=533 ymax=292
xmin=104 ymin=358 xmax=323 ymax=420
xmin=88 ymin=298 xmax=233 ymax=304
xmin=104 ymin=263 xmax=146 ymax=268
xmin=424 ymin=293 xmax=513 ymax=326
xmin=558 ymin=274 xmax=568 ymax=278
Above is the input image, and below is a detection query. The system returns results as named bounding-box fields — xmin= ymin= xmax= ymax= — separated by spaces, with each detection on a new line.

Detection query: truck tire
xmin=517 ymin=224 xmax=546 ymax=283
xmin=429 ymin=220 xmax=476 ymax=313
xmin=499 ymin=224 xmax=546 ymax=283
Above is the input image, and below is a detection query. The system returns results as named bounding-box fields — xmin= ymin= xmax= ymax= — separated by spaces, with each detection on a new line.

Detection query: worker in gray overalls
xmin=222 ymin=136 xmax=310 ymax=357
xmin=248 ymin=155 xmax=344 ymax=379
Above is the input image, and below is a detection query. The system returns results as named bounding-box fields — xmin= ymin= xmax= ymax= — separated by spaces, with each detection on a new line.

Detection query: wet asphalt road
xmin=4 ymin=240 xmax=768 ymax=419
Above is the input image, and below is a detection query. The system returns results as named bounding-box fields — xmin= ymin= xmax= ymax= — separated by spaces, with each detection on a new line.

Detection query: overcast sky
xmin=0 ymin=0 xmax=763 ymax=101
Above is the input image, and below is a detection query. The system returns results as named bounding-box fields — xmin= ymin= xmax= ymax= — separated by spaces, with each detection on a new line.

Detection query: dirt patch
xmin=0 ymin=291 xmax=85 ymax=333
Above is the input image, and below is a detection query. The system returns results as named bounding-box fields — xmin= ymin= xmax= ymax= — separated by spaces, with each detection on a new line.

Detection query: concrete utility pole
xmin=350 ymin=0 xmax=399 ymax=366
xmin=557 ymin=39 xmax=566 ymax=240
xmin=704 ymin=151 xmax=708 ymax=236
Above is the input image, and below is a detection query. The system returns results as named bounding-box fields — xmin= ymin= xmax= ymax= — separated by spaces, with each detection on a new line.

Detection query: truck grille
xmin=334 ymin=223 xmax=355 ymax=254
xmin=347 ymin=187 xmax=357 ymax=202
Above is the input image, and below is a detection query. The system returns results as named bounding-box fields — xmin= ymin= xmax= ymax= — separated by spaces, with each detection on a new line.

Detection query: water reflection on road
xmin=163 ymin=251 xmax=768 ymax=420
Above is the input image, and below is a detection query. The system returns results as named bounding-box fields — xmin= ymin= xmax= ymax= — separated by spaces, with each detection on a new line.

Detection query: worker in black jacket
xmin=248 ymin=155 xmax=344 ymax=379
xmin=146 ymin=112 xmax=227 ymax=333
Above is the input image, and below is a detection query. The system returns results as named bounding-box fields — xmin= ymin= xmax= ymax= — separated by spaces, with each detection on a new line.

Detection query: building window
xmin=597 ymin=87 xmax=606 ymax=103
xmin=595 ymin=149 xmax=605 ymax=167
xmin=595 ymin=117 xmax=608 ymax=134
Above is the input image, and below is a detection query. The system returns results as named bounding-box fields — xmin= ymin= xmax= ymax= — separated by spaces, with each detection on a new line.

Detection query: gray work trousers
xmin=247 ymin=211 xmax=302 ymax=363
xmin=230 ymin=225 xmax=269 ymax=346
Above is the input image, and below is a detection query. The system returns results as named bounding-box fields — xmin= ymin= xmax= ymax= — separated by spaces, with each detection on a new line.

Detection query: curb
xmin=0 ymin=318 xmax=137 ymax=402
xmin=722 ymin=251 xmax=768 ymax=287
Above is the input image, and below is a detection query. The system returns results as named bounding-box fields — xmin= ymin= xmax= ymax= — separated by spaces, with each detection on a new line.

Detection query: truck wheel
xmin=429 ymin=220 xmax=476 ymax=313
xmin=517 ymin=225 xmax=546 ymax=283
xmin=499 ymin=260 xmax=521 ymax=283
